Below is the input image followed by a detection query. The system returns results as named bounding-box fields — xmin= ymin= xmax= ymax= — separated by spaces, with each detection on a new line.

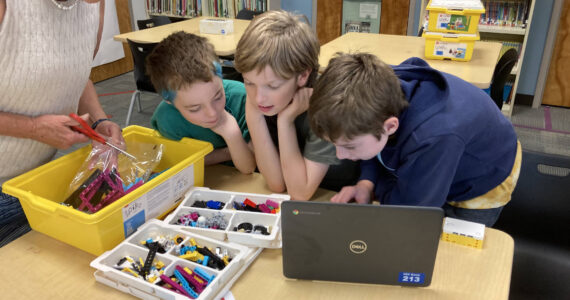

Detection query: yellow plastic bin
xmin=426 ymin=0 xmax=485 ymax=34
xmin=2 ymin=126 xmax=213 ymax=255
xmin=423 ymin=31 xmax=480 ymax=62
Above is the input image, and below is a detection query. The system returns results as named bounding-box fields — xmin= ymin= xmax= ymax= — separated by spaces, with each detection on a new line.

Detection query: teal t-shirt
xmin=151 ymin=80 xmax=250 ymax=148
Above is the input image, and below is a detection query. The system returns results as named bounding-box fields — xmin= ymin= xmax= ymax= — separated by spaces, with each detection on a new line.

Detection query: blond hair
xmin=309 ymin=53 xmax=408 ymax=142
xmin=146 ymin=31 xmax=219 ymax=93
xmin=234 ymin=10 xmax=319 ymax=85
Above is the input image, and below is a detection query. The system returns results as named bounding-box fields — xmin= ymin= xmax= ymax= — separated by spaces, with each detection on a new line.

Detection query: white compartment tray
xmin=91 ymin=219 xmax=262 ymax=300
xmin=164 ymin=187 xmax=289 ymax=248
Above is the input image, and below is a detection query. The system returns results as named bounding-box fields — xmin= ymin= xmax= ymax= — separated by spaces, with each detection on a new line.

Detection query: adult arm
xmin=0 ymin=0 xmax=5 ymax=25
xmin=77 ymin=80 xmax=123 ymax=145
xmin=0 ymin=112 xmax=90 ymax=149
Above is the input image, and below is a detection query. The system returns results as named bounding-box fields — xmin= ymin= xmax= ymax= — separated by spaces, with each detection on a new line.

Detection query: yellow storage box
xmin=423 ymin=31 xmax=480 ymax=62
xmin=426 ymin=0 xmax=485 ymax=34
xmin=3 ymin=126 xmax=213 ymax=255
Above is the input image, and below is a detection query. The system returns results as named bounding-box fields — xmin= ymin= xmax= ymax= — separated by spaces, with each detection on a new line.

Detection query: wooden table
xmin=114 ymin=17 xmax=251 ymax=56
xmin=0 ymin=165 xmax=513 ymax=299
xmin=319 ymin=32 xmax=503 ymax=89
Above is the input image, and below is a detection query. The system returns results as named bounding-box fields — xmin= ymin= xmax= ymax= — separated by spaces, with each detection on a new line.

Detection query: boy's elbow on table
xmin=266 ymin=181 xmax=287 ymax=194
xmin=288 ymin=189 xmax=315 ymax=202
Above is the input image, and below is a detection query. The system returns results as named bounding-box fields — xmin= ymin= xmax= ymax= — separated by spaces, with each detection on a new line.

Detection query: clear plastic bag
xmin=63 ymin=142 xmax=163 ymax=213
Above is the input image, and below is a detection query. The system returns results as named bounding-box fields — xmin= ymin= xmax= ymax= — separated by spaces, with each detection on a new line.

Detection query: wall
xmin=129 ymin=0 xmax=147 ymax=30
xmin=518 ymin=0 xmax=554 ymax=95
xmin=281 ymin=0 xmax=314 ymax=25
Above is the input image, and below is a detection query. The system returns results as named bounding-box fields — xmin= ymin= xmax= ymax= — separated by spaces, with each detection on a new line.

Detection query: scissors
xmin=69 ymin=113 xmax=136 ymax=160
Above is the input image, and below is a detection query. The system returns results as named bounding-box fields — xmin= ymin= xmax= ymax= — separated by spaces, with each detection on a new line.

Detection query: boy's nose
xmin=204 ymin=105 xmax=217 ymax=118
xmin=254 ymin=89 xmax=265 ymax=104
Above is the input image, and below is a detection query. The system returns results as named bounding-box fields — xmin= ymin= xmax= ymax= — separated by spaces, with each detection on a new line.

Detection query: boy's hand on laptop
xmin=278 ymin=87 xmax=312 ymax=123
xmin=331 ymin=180 xmax=374 ymax=204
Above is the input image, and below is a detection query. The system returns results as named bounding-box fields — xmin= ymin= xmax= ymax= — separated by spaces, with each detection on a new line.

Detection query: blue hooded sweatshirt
xmin=359 ymin=57 xmax=518 ymax=207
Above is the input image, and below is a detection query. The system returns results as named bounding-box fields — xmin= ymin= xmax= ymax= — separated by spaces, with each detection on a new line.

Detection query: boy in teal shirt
xmin=147 ymin=32 xmax=255 ymax=174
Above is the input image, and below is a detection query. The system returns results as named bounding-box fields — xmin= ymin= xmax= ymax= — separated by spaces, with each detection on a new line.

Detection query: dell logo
xmin=349 ymin=240 xmax=367 ymax=254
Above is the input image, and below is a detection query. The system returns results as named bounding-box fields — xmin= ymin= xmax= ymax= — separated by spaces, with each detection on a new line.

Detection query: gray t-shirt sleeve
xmin=303 ymin=129 xmax=341 ymax=165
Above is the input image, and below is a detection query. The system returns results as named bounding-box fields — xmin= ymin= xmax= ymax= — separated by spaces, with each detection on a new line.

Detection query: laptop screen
xmin=281 ymin=201 xmax=444 ymax=287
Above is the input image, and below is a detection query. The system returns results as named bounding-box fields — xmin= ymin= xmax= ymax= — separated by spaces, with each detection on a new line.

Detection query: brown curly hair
xmin=309 ymin=52 xmax=408 ymax=142
xmin=146 ymin=31 xmax=220 ymax=93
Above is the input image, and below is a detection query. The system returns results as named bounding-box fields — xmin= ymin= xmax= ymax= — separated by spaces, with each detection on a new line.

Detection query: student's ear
xmin=296 ymin=69 xmax=312 ymax=87
xmin=383 ymin=117 xmax=399 ymax=135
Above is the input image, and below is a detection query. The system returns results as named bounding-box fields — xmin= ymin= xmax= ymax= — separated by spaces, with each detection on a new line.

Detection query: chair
xmin=490 ymin=48 xmax=518 ymax=109
xmin=150 ymin=15 xmax=172 ymax=26
xmin=125 ymin=39 xmax=159 ymax=126
xmin=494 ymin=150 xmax=570 ymax=299
xmin=236 ymin=9 xmax=264 ymax=20
xmin=137 ymin=19 xmax=154 ymax=30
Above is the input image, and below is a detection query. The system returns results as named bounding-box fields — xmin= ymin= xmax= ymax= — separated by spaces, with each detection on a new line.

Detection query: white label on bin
xmin=121 ymin=165 xmax=195 ymax=237
xmin=437 ymin=13 xmax=451 ymax=29
xmin=122 ymin=198 xmax=145 ymax=237
xmin=434 ymin=41 xmax=467 ymax=59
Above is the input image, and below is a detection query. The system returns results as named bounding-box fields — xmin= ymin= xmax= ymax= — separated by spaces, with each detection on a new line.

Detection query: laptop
xmin=281 ymin=201 xmax=444 ymax=287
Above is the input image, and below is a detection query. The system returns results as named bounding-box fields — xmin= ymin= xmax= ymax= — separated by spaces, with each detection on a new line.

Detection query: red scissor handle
xmin=69 ymin=113 xmax=106 ymax=144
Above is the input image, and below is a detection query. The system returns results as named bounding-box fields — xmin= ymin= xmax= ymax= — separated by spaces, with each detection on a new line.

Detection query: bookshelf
xmin=418 ymin=0 xmax=535 ymax=118
xmin=145 ymin=0 xmax=270 ymax=19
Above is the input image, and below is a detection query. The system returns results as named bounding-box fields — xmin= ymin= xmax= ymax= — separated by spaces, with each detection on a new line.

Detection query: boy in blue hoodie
xmin=308 ymin=53 xmax=521 ymax=227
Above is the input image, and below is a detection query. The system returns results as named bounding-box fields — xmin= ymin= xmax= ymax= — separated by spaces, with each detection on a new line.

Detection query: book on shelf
xmin=479 ymin=0 xmax=531 ymax=29
xmin=146 ymin=0 xmax=268 ymax=18
xmin=481 ymin=39 xmax=523 ymax=62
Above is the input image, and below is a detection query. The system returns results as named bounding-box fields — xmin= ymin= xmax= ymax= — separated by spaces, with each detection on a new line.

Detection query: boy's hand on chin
xmin=210 ymin=110 xmax=239 ymax=137
xmin=278 ymin=87 xmax=313 ymax=123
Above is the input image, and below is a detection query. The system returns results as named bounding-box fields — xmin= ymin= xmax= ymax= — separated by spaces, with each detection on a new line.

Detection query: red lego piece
xmin=243 ymin=198 xmax=257 ymax=209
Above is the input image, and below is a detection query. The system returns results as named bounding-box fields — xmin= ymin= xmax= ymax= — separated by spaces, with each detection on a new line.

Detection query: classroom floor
xmin=58 ymin=72 xmax=570 ymax=158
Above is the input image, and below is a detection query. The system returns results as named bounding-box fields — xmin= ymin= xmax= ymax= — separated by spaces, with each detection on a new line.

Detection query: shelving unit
xmin=417 ymin=0 xmax=535 ymax=118
xmin=480 ymin=0 xmax=535 ymax=117
xmin=145 ymin=0 xmax=270 ymax=19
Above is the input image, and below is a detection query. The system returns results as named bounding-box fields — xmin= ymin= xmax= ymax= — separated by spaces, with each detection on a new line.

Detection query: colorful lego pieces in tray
xmin=232 ymin=222 xmax=271 ymax=235
xmin=157 ymin=265 xmax=214 ymax=299
xmin=163 ymin=188 xmax=289 ymax=248
xmin=175 ymin=211 xmax=228 ymax=230
xmin=191 ymin=200 xmax=225 ymax=210
xmin=113 ymin=247 xmax=166 ymax=283
xmin=90 ymin=220 xmax=257 ymax=299
xmin=175 ymin=238 xmax=232 ymax=270
xmin=140 ymin=233 xmax=186 ymax=253
xmin=232 ymin=198 xmax=280 ymax=214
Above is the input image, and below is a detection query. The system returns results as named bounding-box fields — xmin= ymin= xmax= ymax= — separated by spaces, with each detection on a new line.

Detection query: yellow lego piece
xmin=122 ymin=267 xmax=140 ymax=278
xmin=189 ymin=238 xmax=197 ymax=247
xmin=155 ymin=261 xmax=165 ymax=269
xmin=180 ymin=251 xmax=204 ymax=262
xmin=441 ymin=217 xmax=485 ymax=249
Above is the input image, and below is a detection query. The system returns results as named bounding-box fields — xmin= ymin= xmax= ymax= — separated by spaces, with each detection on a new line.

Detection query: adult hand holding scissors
xmin=68 ymin=113 xmax=135 ymax=160
xmin=30 ymin=114 xmax=91 ymax=149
